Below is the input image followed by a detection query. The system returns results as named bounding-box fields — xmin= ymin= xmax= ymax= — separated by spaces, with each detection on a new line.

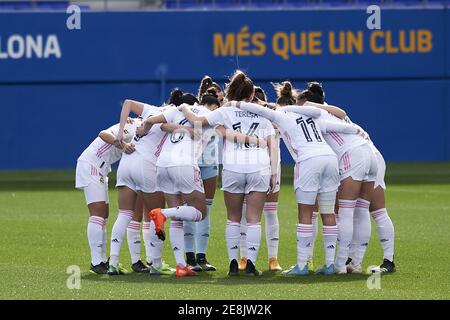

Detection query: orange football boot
xmin=149 ymin=208 xmax=167 ymax=241
xmin=176 ymin=265 xmax=198 ymax=277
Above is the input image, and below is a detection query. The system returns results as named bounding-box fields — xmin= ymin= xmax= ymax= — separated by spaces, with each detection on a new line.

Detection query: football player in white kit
xmin=296 ymin=83 xmax=378 ymax=274
xmin=136 ymin=90 xmax=212 ymax=277
xmin=178 ymin=70 xmax=278 ymax=277
xmin=239 ymin=86 xmax=283 ymax=272
xmin=76 ymin=119 xmax=139 ymax=274
xmin=236 ymin=96 xmax=363 ymax=276
xmin=184 ymin=81 xmax=223 ymax=272
xmin=299 ymin=84 xmax=396 ymax=273
xmin=107 ymin=98 xmax=184 ymax=276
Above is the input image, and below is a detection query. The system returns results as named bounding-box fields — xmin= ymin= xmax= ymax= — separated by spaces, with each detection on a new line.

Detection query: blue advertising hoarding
xmin=0 ymin=9 xmax=449 ymax=169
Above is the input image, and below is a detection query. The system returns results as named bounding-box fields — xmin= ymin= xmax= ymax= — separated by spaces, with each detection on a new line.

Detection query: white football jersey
xmin=320 ymin=110 xmax=367 ymax=160
xmin=281 ymin=110 xmax=337 ymax=163
xmin=205 ymin=105 xmax=275 ymax=173
xmin=126 ymin=104 xmax=167 ymax=163
xmin=77 ymin=121 xmax=139 ymax=174
xmin=238 ymin=102 xmax=335 ymax=163
xmin=156 ymin=105 xmax=211 ymax=168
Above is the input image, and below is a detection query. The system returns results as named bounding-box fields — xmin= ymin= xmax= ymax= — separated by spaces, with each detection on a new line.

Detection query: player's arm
xmin=322 ymin=120 xmax=361 ymax=135
xmin=235 ymin=101 xmax=283 ymax=124
xmin=117 ymin=99 xmax=145 ymax=144
xmin=304 ymin=101 xmax=347 ymax=119
xmin=178 ymin=104 xmax=210 ymax=127
xmin=215 ymin=126 xmax=267 ymax=148
xmin=267 ymin=133 xmax=279 ymax=193
xmin=136 ymin=113 xmax=167 ymax=137
xmin=99 ymin=128 xmax=135 ymax=154
xmin=160 ymin=123 xmax=197 ymax=140
xmin=98 ymin=130 xmax=116 ymax=145
xmin=283 ymin=105 xmax=322 ymax=118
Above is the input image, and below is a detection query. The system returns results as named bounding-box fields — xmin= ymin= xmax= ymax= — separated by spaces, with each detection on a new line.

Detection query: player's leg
xmin=108 ymin=186 xmax=137 ymax=275
xmin=238 ymin=196 xmax=248 ymax=271
xmin=315 ymin=192 xmax=339 ymax=275
xmin=370 ymin=187 xmax=396 ymax=273
xmin=195 ymin=171 xmax=217 ymax=271
xmin=86 ymin=200 xmax=109 ymax=274
xmin=76 ymin=160 xmax=109 ymax=274
xmin=284 ymin=158 xmax=322 ymax=276
xmin=283 ymin=195 xmax=315 ymax=276
xmin=314 ymin=156 xmax=340 ymax=275
xmin=141 ymin=191 xmax=166 ymax=267
xmin=127 ymin=194 xmax=149 ymax=273
xmin=335 ymin=177 xmax=361 ymax=274
xmin=308 ymin=201 xmax=319 ymax=272
xmin=347 ymin=181 xmax=374 ymax=273
xmin=224 ymin=191 xmax=245 ymax=276
xmin=244 ymin=190 xmax=266 ymax=276
xmin=149 ymin=166 xmax=205 ymax=277
xmin=265 ymin=191 xmax=282 ymax=271
xmin=139 ymin=161 xmax=174 ymax=275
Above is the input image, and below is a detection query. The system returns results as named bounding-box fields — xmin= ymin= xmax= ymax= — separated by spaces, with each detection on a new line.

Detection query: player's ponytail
xmin=225 ymin=70 xmax=254 ymax=101
xmin=273 ymin=81 xmax=297 ymax=106
xmin=253 ymin=86 xmax=267 ymax=102
xmin=168 ymin=88 xmax=199 ymax=106
xmin=307 ymin=82 xmax=325 ymax=104
xmin=296 ymin=82 xmax=325 ymax=105
xmin=168 ymin=88 xmax=184 ymax=106
xmin=198 ymin=75 xmax=223 ymax=100
xmin=200 ymin=87 xmax=220 ymax=108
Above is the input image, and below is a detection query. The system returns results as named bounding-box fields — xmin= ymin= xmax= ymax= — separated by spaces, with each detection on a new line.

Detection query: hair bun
xmin=202 ymin=76 xmax=213 ymax=87
xmin=172 ymin=88 xmax=183 ymax=98
xmin=168 ymin=88 xmax=184 ymax=106
xmin=308 ymin=82 xmax=324 ymax=97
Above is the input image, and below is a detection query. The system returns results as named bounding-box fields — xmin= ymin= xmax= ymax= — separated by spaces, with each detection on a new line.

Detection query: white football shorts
xmin=294 ymin=155 xmax=340 ymax=205
xmin=75 ymin=160 xmax=109 ymax=205
xmin=339 ymin=144 xmax=378 ymax=183
xmin=157 ymin=165 xmax=204 ymax=195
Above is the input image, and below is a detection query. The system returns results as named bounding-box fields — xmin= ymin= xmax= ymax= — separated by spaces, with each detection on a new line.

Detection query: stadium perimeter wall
xmin=0 ymin=9 xmax=449 ymax=169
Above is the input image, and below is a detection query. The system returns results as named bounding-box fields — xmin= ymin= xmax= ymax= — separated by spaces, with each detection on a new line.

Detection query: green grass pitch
xmin=0 ymin=163 xmax=449 ymax=300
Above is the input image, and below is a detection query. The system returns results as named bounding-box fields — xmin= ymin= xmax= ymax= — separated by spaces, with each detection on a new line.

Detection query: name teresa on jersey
xmin=234 ymin=110 xmax=259 ymax=118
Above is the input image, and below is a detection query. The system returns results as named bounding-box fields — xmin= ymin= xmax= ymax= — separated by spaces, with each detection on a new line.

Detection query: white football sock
xmin=162 ymin=206 xmax=202 ymax=221
xmin=142 ymin=222 xmax=152 ymax=264
xmin=127 ymin=220 xmax=141 ymax=264
xmin=297 ymin=224 xmax=314 ymax=269
xmin=264 ymin=202 xmax=279 ymax=259
xmin=247 ymin=223 xmax=262 ymax=265
xmin=239 ymin=200 xmax=248 ymax=258
xmin=335 ymin=200 xmax=356 ymax=269
xmin=309 ymin=212 xmax=319 ymax=260
xmin=350 ymin=198 xmax=371 ymax=266
xmin=149 ymin=220 xmax=163 ymax=269
xmin=323 ymin=225 xmax=338 ymax=267
xmin=196 ymin=198 xmax=212 ymax=254
xmin=226 ymin=220 xmax=241 ymax=262
xmin=372 ymin=208 xmax=395 ymax=261
xmin=170 ymin=220 xmax=186 ymax=267
xmin=87 ymin=216 xmax=105 ymax=266
xmin=109 ymin=209 xmax=133 ymax=267
xmin=183 ymin=221 xmax=195 ymax=253
xmin=102 ymin=218 xmax=108 ymax=263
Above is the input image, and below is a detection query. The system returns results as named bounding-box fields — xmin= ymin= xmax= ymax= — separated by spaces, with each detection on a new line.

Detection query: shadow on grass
xmin=81 ymin=271 xmax=370 ymax=286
